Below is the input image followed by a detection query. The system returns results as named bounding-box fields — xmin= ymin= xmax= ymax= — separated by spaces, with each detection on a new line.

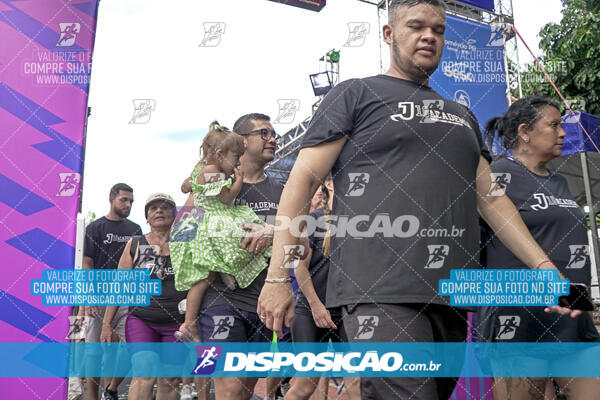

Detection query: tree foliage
xmin=518 ymin=0 xmax=600 ymax=115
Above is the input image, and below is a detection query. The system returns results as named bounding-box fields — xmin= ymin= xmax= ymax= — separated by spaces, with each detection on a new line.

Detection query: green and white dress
xmin=170 ymin=164 xmax=270 ymax=291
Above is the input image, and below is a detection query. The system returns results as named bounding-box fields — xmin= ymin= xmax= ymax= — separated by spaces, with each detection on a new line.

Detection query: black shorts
xmin=291 ymin=307 xmax=347 ymax=343
xmin=197 ymin=304 xmax=272 ymax=343
xmin=342 ymin=303 xmax=468 ymax=400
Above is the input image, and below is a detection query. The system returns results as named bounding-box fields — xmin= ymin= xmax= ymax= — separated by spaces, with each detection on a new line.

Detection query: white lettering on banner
xmin=222 ymin=351 xmax=442 ymax=373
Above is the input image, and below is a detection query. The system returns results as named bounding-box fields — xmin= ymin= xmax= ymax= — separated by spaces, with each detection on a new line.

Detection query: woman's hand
xmin=311 ymin=302 xmax=337 ymax=330
xmin=100 ymin=324 xmax=116 ymax=343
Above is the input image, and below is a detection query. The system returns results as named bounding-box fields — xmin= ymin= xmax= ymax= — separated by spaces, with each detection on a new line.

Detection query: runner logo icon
xmin=487 ymin=173 xmax=511 ymax=196
xmin=274 ymin=99 xmax=300 ymax=124
xmin=496 ymin=316 xmax=521 ymax=340
xmin=192 ymin=345 xmax=222 ymax=375
xmin=425 ymin=245 xmax=449 ymax=269
xmin=566 ymin=245 xmax=589 ymax=269
xmin=129 ymin=99 xmax=156 ymax=124
xmin=354 ymin=316 xmax=379 ymax=340
xmin=344 ymin=22 xmax=370 ymax=47
xmin=57 ymin=172 xmax=80 ymax=197
xmin=487 ymin=26 xmax=504 ymax=47
xmin=199 ymin=22 xmax=226 ymax=47
xmin=57 ymin=23 xmax=80 ymax=46
xmin=209 ymin=316 xmax=234 ymax=340
xmin=281 ymin=245 xmax=306 ymax=269
xmin=346 ymin=173 xmax=370 ymax=197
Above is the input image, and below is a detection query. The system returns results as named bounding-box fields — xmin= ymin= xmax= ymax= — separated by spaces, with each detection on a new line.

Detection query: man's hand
xmin=85 ymin=305 xmax=101 ymax=318
xmin=241 ymin=223 xmax=274 ymax=254
xmin=544 ymin=306 xmax=583 ymax=318
xmin=311 ymin=302 xmax=337 ymax=330
xmin=257 ymin=282 xmax=295 ymax=338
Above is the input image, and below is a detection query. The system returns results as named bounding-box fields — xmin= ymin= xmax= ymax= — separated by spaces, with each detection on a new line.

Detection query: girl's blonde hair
xmin=200 ymin=121 xmax=245 ymax=164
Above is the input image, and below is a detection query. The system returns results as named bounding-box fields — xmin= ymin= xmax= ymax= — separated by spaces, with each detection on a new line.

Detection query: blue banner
xmin=454 ymin=0 xmax=494 ymax=12
xmin=5 ymin=342 xmax=600 ymax=377
xmin=430 ymin=15 xmax=507 ymax=130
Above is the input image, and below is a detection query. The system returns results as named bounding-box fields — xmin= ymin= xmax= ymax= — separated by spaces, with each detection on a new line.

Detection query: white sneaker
xmin=180 ymin=384 xmax=194 ymax=400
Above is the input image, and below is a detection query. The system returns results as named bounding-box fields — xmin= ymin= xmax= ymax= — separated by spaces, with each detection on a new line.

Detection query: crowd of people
xmin=76 ymin=0 xmax=599 ymax=399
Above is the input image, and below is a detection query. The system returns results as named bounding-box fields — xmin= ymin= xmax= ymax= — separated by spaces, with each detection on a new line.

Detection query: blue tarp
xmin=562 ymin=111 xmax=600 ymax=155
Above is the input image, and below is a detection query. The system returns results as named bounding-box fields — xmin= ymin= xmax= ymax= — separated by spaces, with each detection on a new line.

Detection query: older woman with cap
xmin=101 ymin=193 xmax=187 ymax=400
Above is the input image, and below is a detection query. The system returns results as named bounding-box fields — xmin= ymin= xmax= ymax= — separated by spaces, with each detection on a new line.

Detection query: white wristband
xmin=265 ymin=277 xmax=291 ymax=284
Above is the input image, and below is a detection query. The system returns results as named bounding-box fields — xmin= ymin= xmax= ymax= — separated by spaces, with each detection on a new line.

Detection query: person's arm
xmin=181 ymin=177 xmax=192 ymax=194
xmin=81 ymin=255 xmax=101 ymax=318
xmin=100 ymin=239 xmax=135 ymax=342
xmin=475 ymin=156 xmax=581 ymax=317
xmin=218 ymin=167 xmax=243 ymax=204
xmin=258 ymin=137 xmax=347 ymax=337
xmin=294 ymin=248 xmax=336 ymax=329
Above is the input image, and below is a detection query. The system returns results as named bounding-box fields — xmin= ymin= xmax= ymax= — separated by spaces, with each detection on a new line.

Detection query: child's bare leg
xmin=178 ymin=274 xmax=215 ymax=341
xmin=219 ymin=272 xmax=238 ymax=290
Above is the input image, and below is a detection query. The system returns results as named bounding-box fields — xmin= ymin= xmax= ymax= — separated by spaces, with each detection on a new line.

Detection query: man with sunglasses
xmin=197 ymin=113 xmax=288 ymax=400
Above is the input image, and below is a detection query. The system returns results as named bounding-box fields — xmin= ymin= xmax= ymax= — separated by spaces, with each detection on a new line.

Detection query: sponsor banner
xmin=454 ymin=0 xmax=494 ymax=12
xmin=430 ymin=15 xmax=507 ymax=130
xmin=3 ymin=342 xmax=600 ymax=377
xmin=439 ymin=269 xmax=568 ymax=306
xmin=0 ymin=1 xmax=100 ymax=398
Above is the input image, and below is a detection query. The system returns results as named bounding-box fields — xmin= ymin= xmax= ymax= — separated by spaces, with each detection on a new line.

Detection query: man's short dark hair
xmin=389 ymin=0 xmax=447 ymax=22
xmin=109 ymin=183 xmax=133 ymax=199
xmin=233 ymin=113 xmax=271 ymax=135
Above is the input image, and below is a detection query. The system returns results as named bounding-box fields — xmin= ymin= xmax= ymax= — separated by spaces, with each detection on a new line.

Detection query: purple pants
xmin=125 ymin=314 xmax=183 ymax=364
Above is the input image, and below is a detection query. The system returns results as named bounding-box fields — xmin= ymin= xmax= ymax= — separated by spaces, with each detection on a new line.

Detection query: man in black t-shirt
xmin=197 ymin=113 xmax=289 ymax=400
xmin=257 ymin=1 xmax=579 ymax=399
xmin=81 ymin=183 xmax=142 ymax=400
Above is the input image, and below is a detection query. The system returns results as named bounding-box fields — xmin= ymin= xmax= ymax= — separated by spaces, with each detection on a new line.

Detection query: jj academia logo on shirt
xmin=530 ymin=193 xmax=579 ymax=211
xmin=103 ymin=233 xmax=133 ymax=245
xmin=390 ymin=101 xmax=472 ymax=128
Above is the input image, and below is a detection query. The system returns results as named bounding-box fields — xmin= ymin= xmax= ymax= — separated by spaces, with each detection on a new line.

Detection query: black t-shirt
xmin=129 ymin=235 xmax=187 ymax=325
xmin=300 ymin=75 xmax=490 ymax=308
xmin=201 ymin=176 xmax=284 ymax=312
xmin=478 ymin=157 xmax=598 ymax=342
xmin=295 ymin=208 xmax=340 ymax=317
xmin=83 ymin=216 xmax=142 ymax=269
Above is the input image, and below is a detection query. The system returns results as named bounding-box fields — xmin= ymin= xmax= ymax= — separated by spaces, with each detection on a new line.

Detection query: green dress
xmin=170 ymin=164 xmax=271 ymax=291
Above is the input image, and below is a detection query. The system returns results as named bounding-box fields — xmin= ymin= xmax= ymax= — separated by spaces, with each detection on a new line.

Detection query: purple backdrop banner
xmin=0 ymin=0 xmax=99 ymax=398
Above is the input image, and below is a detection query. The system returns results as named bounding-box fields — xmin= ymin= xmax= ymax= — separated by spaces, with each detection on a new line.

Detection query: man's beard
xmin=391 ymin=37 xmax=438 ymax=81
xmin=114 ymin=207 xmax=130 ymax=219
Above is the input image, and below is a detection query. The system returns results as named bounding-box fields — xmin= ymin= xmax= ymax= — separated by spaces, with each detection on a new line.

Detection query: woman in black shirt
xmin=102 ymin=193 xmax=187 ymax=400
xmin=479 ymin=97 xmax=600 ymax=399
